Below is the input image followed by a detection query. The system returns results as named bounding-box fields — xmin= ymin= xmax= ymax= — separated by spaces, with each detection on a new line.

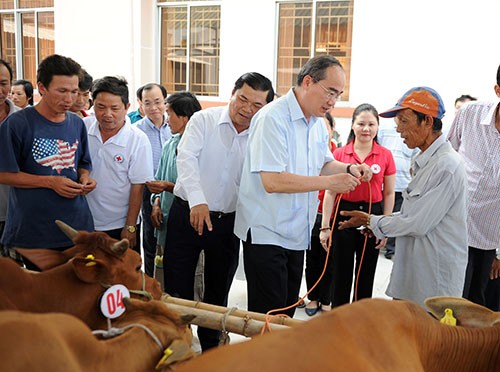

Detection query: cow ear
xmin=71 ymin=256 xmax=106 ymax=283
xmin=16 ymin=248 xmax=69 ymax=271
xmin=155 ymin=339 xmax=195 ymax=369
xmin=425 ymin=296 xmax=500 ymax=327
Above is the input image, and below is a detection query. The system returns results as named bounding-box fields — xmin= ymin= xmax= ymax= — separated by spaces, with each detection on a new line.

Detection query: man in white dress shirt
xmin=164 ymin=73 xmax=274 ymax=352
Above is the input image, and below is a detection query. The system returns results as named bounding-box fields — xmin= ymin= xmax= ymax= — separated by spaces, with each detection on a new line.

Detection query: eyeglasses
xmin=315 ymin=80 xmax=342 ymax=101
xmin=143 ymin=100 xmax=166 ymax=108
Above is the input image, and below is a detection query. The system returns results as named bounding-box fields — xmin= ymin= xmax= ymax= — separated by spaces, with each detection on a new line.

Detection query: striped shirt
xmin=136 ymin=116 xmax=172 ymax=173
xmin=447 ymin=99 xmax=500 ymax=250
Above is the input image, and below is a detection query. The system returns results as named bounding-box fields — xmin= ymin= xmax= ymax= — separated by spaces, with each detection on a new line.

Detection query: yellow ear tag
xmin=155 ymin=348 xmax=173 ymax=369
xmin=440 ymin=308 xmax=457 ymax=326
xmin=85 ymin=254 xmax=96 ymax=267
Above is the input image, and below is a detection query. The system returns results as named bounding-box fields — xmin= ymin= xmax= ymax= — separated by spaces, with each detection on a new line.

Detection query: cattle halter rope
xmin=261 ymin=176 xmax=373 ymax=334
xmin=92 ymin=323 xmax=163 ymax=350
xmin=100 ymin=270 xmax=154 ymax=300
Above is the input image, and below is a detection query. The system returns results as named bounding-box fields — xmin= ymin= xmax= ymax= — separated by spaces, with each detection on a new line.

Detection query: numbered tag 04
xmin=100 ymin=284 xmax=130 ymax=319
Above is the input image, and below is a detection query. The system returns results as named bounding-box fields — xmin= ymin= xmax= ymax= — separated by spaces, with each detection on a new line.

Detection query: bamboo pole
xmin=162 ymin=295 xmax=303 ymax=327
xmin=165 ymin=303 xmax=290 ymax=337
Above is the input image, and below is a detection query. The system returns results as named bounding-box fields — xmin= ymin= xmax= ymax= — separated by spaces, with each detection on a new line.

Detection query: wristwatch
xmin=125 ymin=225 xmax=136 ymax=233
xmin=346 ymin=163 xmax=356 ymax=176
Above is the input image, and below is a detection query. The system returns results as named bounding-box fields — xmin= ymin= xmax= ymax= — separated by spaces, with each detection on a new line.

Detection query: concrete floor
xmin=228 ymin=249 xmax=393 ymax=321
xmin=192 ymin=249 xmax=394 ymax=349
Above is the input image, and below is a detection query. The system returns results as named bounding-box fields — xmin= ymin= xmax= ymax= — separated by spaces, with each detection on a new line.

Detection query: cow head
xmin=120 ymin=297 xmax=196 ymax=369
xmin=17 ymin=221 xmax=162 ymax=301
xmin=425 ymin=296 xmax=500 ymax=327
xmin=16 ymin=220 xmax=81 ymax=270
xmin=69 ymin=231 xmax=162 ymax=300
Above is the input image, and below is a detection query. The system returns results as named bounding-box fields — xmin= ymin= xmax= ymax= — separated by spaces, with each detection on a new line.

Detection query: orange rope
xmin=260 ymin=178 xmax=373 ymax=334
xmin=353 ymin=180 xmax=372 ymax=301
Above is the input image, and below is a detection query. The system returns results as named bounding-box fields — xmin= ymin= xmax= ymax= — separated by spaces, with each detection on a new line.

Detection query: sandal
xmin=305 ymin=301 xmax=319 ymax=316
xmin=320 ymin=304 xmax=332 ymax=312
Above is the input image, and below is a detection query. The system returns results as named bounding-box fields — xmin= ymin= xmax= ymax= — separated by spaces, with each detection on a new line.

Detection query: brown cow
xmin=0 ymin=231 xmax=162 ymax=329
xmin=176 ymin=298 xmax=500 ymax=372
xmin=16 ymin=220 xmax=137 ymax=271
xmin=0 ymin=298 xmax=195 ymax=372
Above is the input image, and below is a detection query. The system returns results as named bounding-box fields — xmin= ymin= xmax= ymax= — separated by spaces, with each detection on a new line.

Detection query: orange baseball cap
xmin=379 ymin=86 xmax=445 ymax=119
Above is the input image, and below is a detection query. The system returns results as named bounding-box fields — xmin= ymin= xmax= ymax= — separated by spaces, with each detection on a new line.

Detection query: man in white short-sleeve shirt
xmin=84 ymin=76 xmax=154 ymax=251
xmin=235 ymin=56 xmax=371 ymax=318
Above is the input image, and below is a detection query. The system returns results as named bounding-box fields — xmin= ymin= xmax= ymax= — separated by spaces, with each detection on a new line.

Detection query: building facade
xmin=1 ymin=0 xmax=499 ymax=136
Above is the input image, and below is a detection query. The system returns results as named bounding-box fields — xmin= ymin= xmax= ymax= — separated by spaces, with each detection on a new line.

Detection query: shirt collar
xmin=217 ymin=106 xmax=232 ymax=126
xmin=88 ymin=116 xmax=132 ymax=147
xmin=285 ymin=88 xmax=323 ymax=129
xmin=413 ymin=133 xmax=446 ymax=172
xmin=216 ymin=105 xmax=249 ymax=135
xmin=344 ymin=140 xmax=382 ymax=156
xmin=481 ymin=99 xmax=500 ymax=126
xmin=142 ymin=115 xmax=169 ymax=130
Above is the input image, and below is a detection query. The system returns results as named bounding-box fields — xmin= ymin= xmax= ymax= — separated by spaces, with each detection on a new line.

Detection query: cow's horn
xmin=111 ymin=239 xmax=129 ymax=255
xmin=55 ymin=220 xmax=78 ymax=242
xmin=180 ymin=314 xmax=196 ymax=325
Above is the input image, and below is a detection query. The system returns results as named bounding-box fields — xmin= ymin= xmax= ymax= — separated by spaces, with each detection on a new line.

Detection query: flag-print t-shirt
xmin=0 ymin=106 xmax=94 ymax=248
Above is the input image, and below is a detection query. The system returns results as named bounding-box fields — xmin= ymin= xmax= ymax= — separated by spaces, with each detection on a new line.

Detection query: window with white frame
xmin=158 ymin=1 xmax=220 ymax=97
xmin=276 ymin=0 xmax=353 ymax=100
xmin=0 ymin=0 xmax=54 ymax=83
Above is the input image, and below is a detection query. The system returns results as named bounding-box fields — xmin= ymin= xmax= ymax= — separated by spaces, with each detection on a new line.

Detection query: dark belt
xmin=338 ymin=200 xmax=382 ymax=212
xmin=175 ymin=196 xmax=235 ymax=219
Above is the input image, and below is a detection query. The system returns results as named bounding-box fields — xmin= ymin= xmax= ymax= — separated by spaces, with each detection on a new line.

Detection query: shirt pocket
xmin=314 ymin=140 xmax=328 ymax=175
xmin=274 ymin=206 xmax=306 ymax=243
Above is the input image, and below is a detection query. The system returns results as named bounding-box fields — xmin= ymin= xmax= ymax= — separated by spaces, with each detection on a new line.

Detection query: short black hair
xmin=12 ymin=79 xmax=34 ymax=105
xmin=0 ymin=59 xmax=13 ymax=81
xmin=141 ymin=83 xmax=168 ymax=100
xmin=297 ymin=55 xmax=343 ymax=85
xmin=415 ymin=110 xmax=442 ymax=132
xmin=496 ymin=63 xmax=500 ymax=86
xmin=79 ymin=69 xmax=93 ymax=91
xmin=166 ymin=91 xmax=202 ymax=119
xmin=37 ymin=54 xmax=82 ymax=88
xmin=91 ymin=76 xmax=129 ymax=107
xmin=233 ymin=72 xmax=275 ymax=103
xmin=454 ymin=94 xmax=476 ymax=106
xmin=136 ymin=85 xmax=145 ymax=101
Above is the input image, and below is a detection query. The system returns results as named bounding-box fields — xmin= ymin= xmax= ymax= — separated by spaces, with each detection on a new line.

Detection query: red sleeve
xmin=384 ymin=147 xmax=397 ymax=176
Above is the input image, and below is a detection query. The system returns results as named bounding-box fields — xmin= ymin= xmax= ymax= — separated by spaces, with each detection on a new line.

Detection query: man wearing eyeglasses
xmin=235 ymin=55 xmax=372 ymax=318
xmin=164 ymin=72 xmax=274 ymax=352
xmin=136 ymin=83 xmax=172 ymax=277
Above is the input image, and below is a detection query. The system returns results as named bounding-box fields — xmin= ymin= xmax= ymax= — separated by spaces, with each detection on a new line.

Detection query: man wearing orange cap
xmin=339 ymin=87 xmax=468 ymax=307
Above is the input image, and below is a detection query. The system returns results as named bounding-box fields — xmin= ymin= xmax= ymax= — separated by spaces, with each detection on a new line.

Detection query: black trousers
xmin=102 ymin=226 xmax=141 ymax=254
xmin=485 ymin=277 xmax=500 ymax=311
xmin=243 ymin=231 xmax=304 ymax=318
xmin=331 ymin=200 xmax=382 ymax=307
xmin=163 ymin=197 xmax=239 ymax=352
xmin=142 ymin=188 xmax=157 ymax=277
xmin=305 ymin=214 xmax=334 ymax=305
xmin=462 ymin=247 xmax=496 ymax=306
